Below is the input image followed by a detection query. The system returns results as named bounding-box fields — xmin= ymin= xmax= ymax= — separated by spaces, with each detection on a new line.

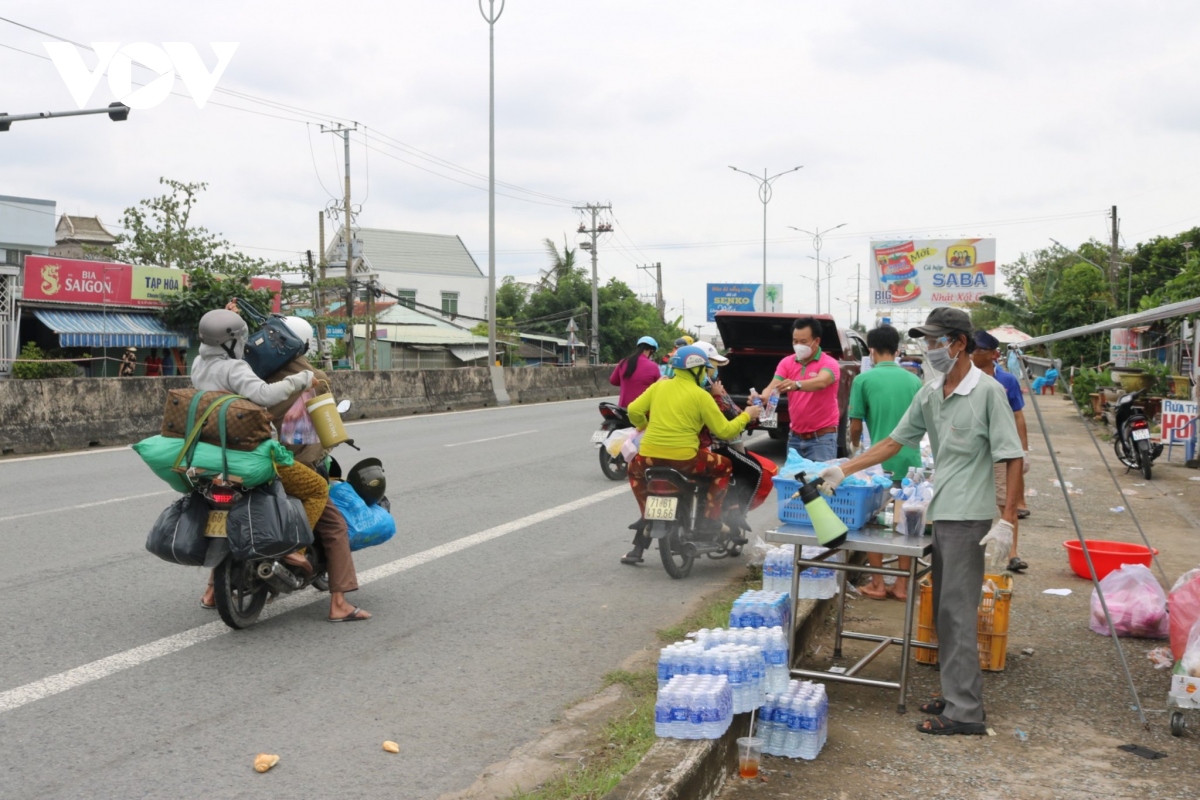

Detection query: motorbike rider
xmin=621 ymin=345 xmax=761 ymax=565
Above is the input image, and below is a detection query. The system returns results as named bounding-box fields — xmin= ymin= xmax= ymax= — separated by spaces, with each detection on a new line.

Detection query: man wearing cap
xmin=821 ymin=307 xmax=1024 ymax=736
xmin=972 ymin=330 xmax=1031 ymax=572
xmin=762 ymin=317 xmax=841 ymax=461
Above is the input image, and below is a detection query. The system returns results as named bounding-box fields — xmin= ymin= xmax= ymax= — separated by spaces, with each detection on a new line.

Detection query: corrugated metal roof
xmin=33 ymin=309 xmax=189 ymax=349
xmin=353 ymin=322 xmax=489 ymax=346
xmin=375 ymin=303 xmax=466 ymax=330
xmin=329 ymin=228 xmax=484 ymax=278
xmin=449 ymin=345 xmax=490 ymax=361
xmin=519 ymin=332 xmax=569 ymax=346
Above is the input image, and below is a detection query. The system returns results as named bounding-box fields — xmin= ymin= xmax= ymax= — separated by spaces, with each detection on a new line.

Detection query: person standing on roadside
xmin=762 ymin=317 xmax=841 ymax=461
xmin=118 ymin=346 xmax=137 ymax=377
xmin=972 ymin=330 xmax=1031 ymax=572
xmin=820 ymin=308 xmax=1024 ymax=736
xmin=847 ymin=325 xmax=923 ymax=601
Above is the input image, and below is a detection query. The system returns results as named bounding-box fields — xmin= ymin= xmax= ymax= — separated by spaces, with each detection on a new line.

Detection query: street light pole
xmin=789 ymin=223 xmax=846 ymax=313
xmin=0 ymin=102 xmax=129 ymax=131
xmin=480 ymin=0 xmax=505 ymax=367
xmin=729 ymin=165 xmax=802 ymax=310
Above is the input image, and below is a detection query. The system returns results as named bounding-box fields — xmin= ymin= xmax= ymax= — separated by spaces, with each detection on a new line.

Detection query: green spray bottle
xmin=793 ymin=472 xmax=848 ymax=549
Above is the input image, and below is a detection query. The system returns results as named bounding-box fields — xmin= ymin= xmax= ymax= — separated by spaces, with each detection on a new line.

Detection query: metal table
xmin=765 ymin=524 xmax=934 ymax=713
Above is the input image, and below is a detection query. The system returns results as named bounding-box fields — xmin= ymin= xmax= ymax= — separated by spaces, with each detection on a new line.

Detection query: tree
xmin=495 ymin=276 xmax=529 ymax=319
xmin=114 ymin=178 xmax=283 ymax=333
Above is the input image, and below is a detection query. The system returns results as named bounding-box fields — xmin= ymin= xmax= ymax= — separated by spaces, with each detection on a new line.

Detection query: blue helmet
xmin=636 ymin=335 xmax=659 ymax=350
xmin=669 ymin=344 xmax=710 ymax=371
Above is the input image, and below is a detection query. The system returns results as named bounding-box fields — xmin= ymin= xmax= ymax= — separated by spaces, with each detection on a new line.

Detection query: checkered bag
xmin=161 ymin=389 xmax=272 ymax=451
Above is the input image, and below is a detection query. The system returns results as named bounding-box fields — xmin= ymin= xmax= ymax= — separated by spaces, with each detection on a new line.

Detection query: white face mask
xmin=793 ymin=343 xmax=813 ymax=361
xmin=926 ymin=342 xmax=957 ymax=374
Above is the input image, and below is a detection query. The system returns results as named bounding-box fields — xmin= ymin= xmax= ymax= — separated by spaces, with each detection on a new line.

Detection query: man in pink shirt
xmin=763 ymin=317 xmax=841 ymax=461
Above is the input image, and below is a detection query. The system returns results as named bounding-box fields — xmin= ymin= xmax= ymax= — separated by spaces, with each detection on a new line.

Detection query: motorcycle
xmin=593 ymin=402 xmax=634 ymax=480
xmin=1113 ymin=389 xmax=1163 ymax=480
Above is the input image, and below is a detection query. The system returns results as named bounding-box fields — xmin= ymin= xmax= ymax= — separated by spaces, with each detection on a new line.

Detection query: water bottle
xmin=766 ymin=393 xmax=779 ymax=420
xmin=784 ymin=696 xmax=803 ymax=758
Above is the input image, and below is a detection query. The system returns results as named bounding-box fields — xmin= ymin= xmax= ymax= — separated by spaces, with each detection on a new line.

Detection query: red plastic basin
xmin=1062 ymin=539 xmax=1159 ymax=581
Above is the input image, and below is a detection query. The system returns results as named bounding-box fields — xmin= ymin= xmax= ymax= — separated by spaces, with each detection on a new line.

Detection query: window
xmin=4 ymin=250 xmax=32 ymax=266
xmin=441 ymin=291 xmax=459 ymax=316
xmin=396 ymin=290 xmax=416 ymax=309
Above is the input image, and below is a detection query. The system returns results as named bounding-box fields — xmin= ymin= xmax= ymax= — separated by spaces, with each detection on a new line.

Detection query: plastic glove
xmin=1022 ymin=458 xmax=1031 ymax=475
xmin=817 ymin=465 xmax=845 ymax=495
xmin=980 ymin=519 xmax=1014 ymax=551
xmin=284 ymin=370 xmax=314 ymax=394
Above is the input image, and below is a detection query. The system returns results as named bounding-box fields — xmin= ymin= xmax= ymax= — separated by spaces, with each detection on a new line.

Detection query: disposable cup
xmin=737 ymin=736 xmax=763 ymax=779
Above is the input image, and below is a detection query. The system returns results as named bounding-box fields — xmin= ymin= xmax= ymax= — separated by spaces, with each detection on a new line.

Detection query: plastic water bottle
xmin=766 ymin=393 xmax=779 ymax=420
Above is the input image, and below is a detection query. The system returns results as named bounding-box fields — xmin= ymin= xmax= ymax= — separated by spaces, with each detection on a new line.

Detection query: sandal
xmin=621 ymin=548 xmax=645 ymax=565
xmin=1007 ymin=556 xmax=1028 ymax=573
xmin=329 ymin=606 xmax=370 ymax=623
xmin=859 ymin=583 xmax=888 ymax=600
xmin=915 ymin=714 xmax=987 ymax=735
xmin=919 ymin=698 xmax=945 ymax=715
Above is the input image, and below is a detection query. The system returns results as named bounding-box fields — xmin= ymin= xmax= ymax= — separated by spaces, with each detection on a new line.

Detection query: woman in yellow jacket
xmin=622 ymin=345 xmax=761 ymax=564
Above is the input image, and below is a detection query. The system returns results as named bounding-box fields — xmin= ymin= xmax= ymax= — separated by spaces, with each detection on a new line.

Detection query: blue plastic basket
xmin=774 ymin=478 xmax=885 ymax=530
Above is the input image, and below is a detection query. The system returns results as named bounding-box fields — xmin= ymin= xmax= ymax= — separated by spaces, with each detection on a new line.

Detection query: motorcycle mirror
xmin=336 ymin=399 xmax=352 ymax=414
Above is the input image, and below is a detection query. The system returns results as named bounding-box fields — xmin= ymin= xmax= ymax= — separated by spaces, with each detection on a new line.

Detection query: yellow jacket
xmin=628 ymin=372 xmax=751 ymax=460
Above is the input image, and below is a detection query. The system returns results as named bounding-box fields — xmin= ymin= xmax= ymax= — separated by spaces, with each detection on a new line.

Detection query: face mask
xmin=793 ymin=343 xmax=813 ymax=361
xmin=926 ymin=342 xmax=957 ymax=374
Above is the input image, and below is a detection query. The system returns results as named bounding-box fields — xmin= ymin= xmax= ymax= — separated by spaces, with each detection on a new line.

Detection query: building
xmin=352 ymin=301 xmax=490 ymax=370
xmin=49 ymin=215 xmax=119 ymax=260
xmin=0 ymin=195 xmax=57 ymax=377
xmin=326 ymin=228 xmax=487 ymax=324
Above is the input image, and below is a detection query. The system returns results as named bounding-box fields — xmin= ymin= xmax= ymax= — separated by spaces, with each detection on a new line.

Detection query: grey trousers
xmin=930 ymin=519 xmax=990 ymax=723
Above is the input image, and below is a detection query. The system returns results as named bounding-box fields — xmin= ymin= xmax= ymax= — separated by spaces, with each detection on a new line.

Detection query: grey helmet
xmin=198 ymin=309 xmax=249 ymax=359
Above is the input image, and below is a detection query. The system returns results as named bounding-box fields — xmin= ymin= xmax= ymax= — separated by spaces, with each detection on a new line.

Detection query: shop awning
xmin=32 ymin=309 xmax=189 ymax=349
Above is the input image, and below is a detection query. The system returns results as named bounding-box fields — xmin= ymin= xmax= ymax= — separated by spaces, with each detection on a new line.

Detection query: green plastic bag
xmin=133 ymin=435 xmax=294 ymax=493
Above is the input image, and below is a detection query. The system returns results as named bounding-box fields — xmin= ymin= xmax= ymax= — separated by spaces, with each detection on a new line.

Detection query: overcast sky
xmin=3 ymin=1 xmax=1200 ymax=335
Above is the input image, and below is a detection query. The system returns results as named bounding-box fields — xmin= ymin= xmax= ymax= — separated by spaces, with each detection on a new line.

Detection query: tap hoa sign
xmin=44 ymin=42 xmax=238 ymax=110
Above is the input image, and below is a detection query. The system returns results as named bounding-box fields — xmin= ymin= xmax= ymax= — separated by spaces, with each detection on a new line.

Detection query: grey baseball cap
xmin=908 ymin=307 xmax=973 ymax=339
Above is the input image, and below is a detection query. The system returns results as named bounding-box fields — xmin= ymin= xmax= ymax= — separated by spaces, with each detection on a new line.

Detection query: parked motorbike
xmin=593 ymin=402 xmax=634 ymax=480
xmin=1113 ymin=389 xmax=1163 ymax=480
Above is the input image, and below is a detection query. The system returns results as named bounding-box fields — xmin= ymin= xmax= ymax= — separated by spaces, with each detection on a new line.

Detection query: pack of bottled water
xmin=756 ymin=680 xmax=829 ymax=760
xmin=762 ymin=545 xmax=795 ymax=594
xmin=689 ymin=626 xmax=790 ymax=695
xmin=762 ymin=546 xmax=842 ymax=599
xmin=656 ymin=641 xmax=766 ymax=713
xmin=729 ymin=590 xmax=791 ymax=630
xmin=654 ymin=675 xmax=733 ymax=739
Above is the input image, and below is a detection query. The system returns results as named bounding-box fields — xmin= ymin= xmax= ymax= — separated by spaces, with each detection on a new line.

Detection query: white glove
xmin=1022 ymin=458 xmax=1031 ymax=475
xmin=284 ymin=370 xmax=314 ymax=394
xmin=980 ymin=519 xmax=1014 ymax=551
xmin=817 ymin=466 xmax=845 ymax=495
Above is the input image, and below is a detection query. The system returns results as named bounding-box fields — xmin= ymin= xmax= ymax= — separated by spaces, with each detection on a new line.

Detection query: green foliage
xmin=12 ymin=342 xmax=79 ymax=379
xmin=1070 ymin=367 xmax=1111 ymax=414
xmin=114 ymin=178 xmax=283 ymax=334
xmin=470 ymin=317 xmax=525 ymax=366
xmin=1131 ymin=358 xmax=1174 ymax=397
xmin=496 ymin=276 xmax=529 ymax=319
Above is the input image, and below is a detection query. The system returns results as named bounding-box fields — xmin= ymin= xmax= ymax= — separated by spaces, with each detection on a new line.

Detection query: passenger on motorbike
xmin=621 ymin=345 xmax=761 ymax=564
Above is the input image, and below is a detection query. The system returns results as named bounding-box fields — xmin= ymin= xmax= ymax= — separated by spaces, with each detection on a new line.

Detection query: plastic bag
xmin=604 ymin=427 xmax=633 ymax=457
xmin=1183 ymin=618 xmax=1200 ymax=677
xmin=329 ymin=481 xmax=397 ymax=551
xmin=226 ymin=479 xmax=314 ymax=561
xmin=133 ymin=435 xmax=294 ymax=493
xmin=279 ymin=390 xmax=320 ymax=447
xmin=145 ymin=493 xmax=210 ymax=566
xmin=1169 ymin=568 xmax=1200 ymax=661
xmin=620 ymin=430 xmax=644 ymax=462
xmin=1089 ymin=563 xmax=1169 ymax=639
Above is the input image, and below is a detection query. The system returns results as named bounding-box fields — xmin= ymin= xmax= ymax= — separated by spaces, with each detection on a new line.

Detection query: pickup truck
xmin=713 ymin=312 xmax=867 ymax=457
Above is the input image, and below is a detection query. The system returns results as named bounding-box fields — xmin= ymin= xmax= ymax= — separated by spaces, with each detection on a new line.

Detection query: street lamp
xmin=789 ymin=223 xmax=846 ymax=313
xmin=480 ymin=0 xmax=505 ymax=368
xmin=0 ymin=102 xmax=130 ymax=131
xmin=808 ymin=254 xmax=851 ymax=317
xmin=729 ymin=165 xmax=802 ymax=310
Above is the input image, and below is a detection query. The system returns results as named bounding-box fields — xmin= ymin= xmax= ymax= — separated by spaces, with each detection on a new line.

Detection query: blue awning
xmin=32 ymin=309 xmax=190 ymax=349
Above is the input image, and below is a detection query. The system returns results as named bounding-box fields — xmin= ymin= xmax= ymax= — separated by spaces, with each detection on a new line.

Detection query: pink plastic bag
xmin=1089 ymin=563 xmax=1169 ymax=639
xmin=1169 ymin=568 xmax=1200 ymax=660
xmin=279 ymin=390 xmax=319 ymax=446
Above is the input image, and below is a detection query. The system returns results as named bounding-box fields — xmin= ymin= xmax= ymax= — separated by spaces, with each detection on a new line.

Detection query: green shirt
xmin=848 ymin=361 xmax=924 ymax=478
xmin=889 ymin=365 xmax=1024 ymax=522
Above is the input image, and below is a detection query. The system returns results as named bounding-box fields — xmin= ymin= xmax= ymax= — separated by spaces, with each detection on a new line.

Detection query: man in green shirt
xmin=822 ymin=308 xmax=1024 ymax=737
xmin=847 ymin=325 xmax=924 ymax=601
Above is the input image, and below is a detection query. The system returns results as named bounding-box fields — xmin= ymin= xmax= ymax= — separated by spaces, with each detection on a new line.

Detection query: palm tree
xmin=539 ymin=236 xmax=577 ymax=292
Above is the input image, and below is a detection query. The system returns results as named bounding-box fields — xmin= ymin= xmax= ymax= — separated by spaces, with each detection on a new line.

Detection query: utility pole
xmin=638 ymin=262 xmax=664 ymax=322
xmin=481 ymin=0 xmax=505 ymax=367
xmin=322 ymin=122 xmax=358 ymax=369
xmin=1109 ymin=204 xmax=1121 ymax=302
xmin=574 ymin=202 xmax=612 ymax=364
xmin=317 ymin=212 xmax=332 ymax=371
xmin=854 ymin=262 xmax=863 ymax=329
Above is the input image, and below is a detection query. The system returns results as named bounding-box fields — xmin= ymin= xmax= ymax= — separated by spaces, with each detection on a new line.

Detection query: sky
xmin=3 ymin=1 xmax=1200 ymax=337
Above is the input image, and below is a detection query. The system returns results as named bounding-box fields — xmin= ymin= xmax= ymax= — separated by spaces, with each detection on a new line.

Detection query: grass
xmin=508 ymin=566 xmax=760 ymax=800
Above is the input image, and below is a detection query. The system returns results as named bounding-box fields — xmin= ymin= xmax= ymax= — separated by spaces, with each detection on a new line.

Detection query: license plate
xmin=205 ymin=510 xmax=228 ymax=538
xmin=1132 ymin=428 xmax=1150 ymax=441
xmin=591 ymin=429 xmax=608 ymax=444
xmin=759 ymin=416 xmax=777 ymax=429
xmin=644 ymin=496 xmax=678 ymax=520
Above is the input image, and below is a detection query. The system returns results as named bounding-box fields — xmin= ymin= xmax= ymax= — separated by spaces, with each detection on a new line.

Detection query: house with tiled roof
xmin=50 ymin=215 xmax=118 ymax=260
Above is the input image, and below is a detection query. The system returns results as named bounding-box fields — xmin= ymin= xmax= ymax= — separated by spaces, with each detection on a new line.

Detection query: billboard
xmin=869 ymin=239 xmax=996 ymax=309
xmin=706 ymin=283 xmax=784 ymax=320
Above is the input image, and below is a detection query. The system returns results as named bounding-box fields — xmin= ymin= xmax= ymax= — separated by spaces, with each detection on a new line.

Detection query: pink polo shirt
xmin=774 ymin=349 xmax=841 ymax=435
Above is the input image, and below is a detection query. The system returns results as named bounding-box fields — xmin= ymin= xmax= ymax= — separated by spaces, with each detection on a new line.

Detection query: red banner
xmin=22 ymin=256 xmax=282 ymax=311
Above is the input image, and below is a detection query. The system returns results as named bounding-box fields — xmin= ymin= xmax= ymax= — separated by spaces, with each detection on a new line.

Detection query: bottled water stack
xmin=656 ymin=642 xmax=767 ymax=713
xmin=762 ymin=545 xmax=794 ymax=594
xmin=730 ymin=590 xmax=791 ymax=631
xmin=757 ymin=680 xmax=829 ymax=760
xmin=654 ymin=675 xmax=733 ymax=740
xmin=762 ymin=545 xmax=841 ymax=599
xmin=688 ymin=626 xmax=791 ymax=696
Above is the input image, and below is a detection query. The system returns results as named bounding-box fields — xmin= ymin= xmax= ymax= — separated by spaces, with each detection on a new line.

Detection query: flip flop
xmin=329 ymin=607 xmax=370 ymax=623
xmin=1017 ymin=509 xmax=1031 ymax=519
xmin=620 ymin=550 xmax=644 ymax=565
xmin=200 ymin=600 xmax=216 ymax=610
xmin=1007 ymin=557 xmax=1028 ymax=573
xmin=919 ymin=698 xmax=946 ymax=715
xmin=915 ymin=714 xmax=987 ymax=735
xmin=859 ymin=584 xmax=889 ymax=601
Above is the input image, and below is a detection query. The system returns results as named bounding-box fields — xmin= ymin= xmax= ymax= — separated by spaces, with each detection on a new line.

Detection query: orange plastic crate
xmin=914 ymin=574 xmax=1013 ymax=672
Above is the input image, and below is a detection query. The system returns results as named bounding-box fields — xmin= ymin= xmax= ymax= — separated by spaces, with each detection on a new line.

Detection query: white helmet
xmin=695 ymin=340 xmax=729 ymax=365
xmin=283 ymin=316 xmax=314 ymax=352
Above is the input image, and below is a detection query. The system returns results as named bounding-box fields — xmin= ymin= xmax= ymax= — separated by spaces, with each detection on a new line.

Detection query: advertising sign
xmin=706 ymin=283 xmax=784 ymax=319
xmin=1110 ymin=328 xmax=1137 ymax=368
xmin=869 ymin=239 xmax=996 ymax=309
xmin=22 ymin=255 xmax=282 ymax=311
xmin=1162 ymin=399 xmax=1198 ymax=444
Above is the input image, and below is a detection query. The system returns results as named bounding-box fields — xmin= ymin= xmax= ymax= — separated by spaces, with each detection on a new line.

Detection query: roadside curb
xmin=602 ymin=595 xmax=828 ymax=800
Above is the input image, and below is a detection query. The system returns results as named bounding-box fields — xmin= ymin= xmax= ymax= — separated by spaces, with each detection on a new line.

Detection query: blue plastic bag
xmin=328 ymin=481 xmax=396 ymax=551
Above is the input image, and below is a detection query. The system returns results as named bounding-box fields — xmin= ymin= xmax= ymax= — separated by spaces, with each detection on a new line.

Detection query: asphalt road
xmin=0 ymin=396 xmax=784 ymax=799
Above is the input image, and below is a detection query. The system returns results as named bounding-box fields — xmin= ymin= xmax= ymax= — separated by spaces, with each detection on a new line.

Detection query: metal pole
xmin=343 ymin=128 xmax=355 ymax=370
xmin=590 ymin=207 xmax=600 ymax=365
xmin=480 ymin=0 xmax=505 ymax=367
xmin=729 ymin=166 xmax=802 ymax=311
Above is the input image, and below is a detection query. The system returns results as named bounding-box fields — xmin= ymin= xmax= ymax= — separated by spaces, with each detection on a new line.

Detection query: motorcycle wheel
xmin=656 ymin=522 xmax=695 ymax=579
xmin=1114 ymin=434 xmax=1138 ymax=469
xmin=1139 ymin=446 xmax=1153 ymax=481
xmin=599 ymin=448 xmax=627 ymax=481
xmin=213 ymin=556 xmax=269 ymax=630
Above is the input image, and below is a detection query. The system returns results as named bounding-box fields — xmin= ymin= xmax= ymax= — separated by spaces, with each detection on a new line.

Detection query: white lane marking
xmin=0 ymin=491 xmax=176 ymax=525
xmin=0 ymin=446 xmax=131 ymax=465
xmin=0 ymin=484 xmax=629 ymax=715
xmin=345 ymin=395 xmax=614 ymax=428
xmin=444 ymin=430 xmax=537 ymax=448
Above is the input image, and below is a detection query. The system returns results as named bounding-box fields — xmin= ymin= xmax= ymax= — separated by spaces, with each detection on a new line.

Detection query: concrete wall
xmin=0 ymin=366 xmax=617 ymax=456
